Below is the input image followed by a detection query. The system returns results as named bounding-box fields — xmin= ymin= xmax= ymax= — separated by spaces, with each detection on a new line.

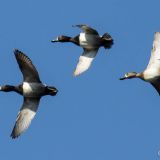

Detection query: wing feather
xmin=73 ymin=24 xmax=99 ymax=35
xmin=146 ymin=32 xmax=160 ymax=71
xmin=74 ymin=49 xmax=98 ymax=76
xmin=11 ymin=97 xmax=40 ymax=139
xmin=14 ymin=49 xmax=41 ymax=83
xmin=151 ymin=81 xmax=160 ymax=95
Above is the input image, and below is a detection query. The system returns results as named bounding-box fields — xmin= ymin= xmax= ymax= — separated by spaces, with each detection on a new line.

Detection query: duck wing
xmin=73 ymin=24 xmax=99 ymax=35
xmin=11 ymin=97 xmax=40 ymax=138
xmin=146 ymin=32 xmax=160 ymax=71
xmin=150 ymin=80 xmax=160 ymax=95
xmin=14 ymin=49 xmax=41 ymax=83
xmin=74 ymin=49 xmax=98 ymax=76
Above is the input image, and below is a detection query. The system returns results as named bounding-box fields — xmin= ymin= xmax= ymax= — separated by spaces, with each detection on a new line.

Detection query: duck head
xmin=120 ymin=72 xmax=138 ymax=80
xmin=45 ymin=86 xmax=58 ymax=96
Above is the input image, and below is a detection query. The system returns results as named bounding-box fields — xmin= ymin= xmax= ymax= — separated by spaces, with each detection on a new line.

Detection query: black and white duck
xmin=51 ymin=24 xmax=114 ymax=76
xmin=1 ymin=49 xmax=58 ymax=138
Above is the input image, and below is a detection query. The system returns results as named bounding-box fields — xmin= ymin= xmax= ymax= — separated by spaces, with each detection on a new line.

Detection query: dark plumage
xmin=0 ymin=49 xmax=58 ymax=139
xmin=14 ymin=49 xmax=41 ymax=83
xmin=51 ymin=24 xmax=114 ymax=76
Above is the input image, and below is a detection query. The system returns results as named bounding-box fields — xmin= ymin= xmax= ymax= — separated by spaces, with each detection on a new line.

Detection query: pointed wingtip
xmin=73 ymin=70 xmax=80 ymax=77
xmin=73 ymin=72 xmax=77 ymax=77
xmin=10 ymin=131 xmax=19 ymax=139
xmin=13 ymin=49 xmax=19 ymax=54
xmin=10 ymin=123 xmax=22 ymax=139
xmin=72 ymin=24 xmax=88 ymax=28
xmin=154 ymin=32 xmax=160 ymax=40
xmin=155 ymin=31 xmax=160 ymax=35
xmin=10 ymin=135 xmax=17 ymax=139
xmin=152 ymin=32 xmax=160 ymax=49
xmin=13 ymin=49 xmax=23 ymax=56
xmin=72 ymin=24 xmax=87 ymax=28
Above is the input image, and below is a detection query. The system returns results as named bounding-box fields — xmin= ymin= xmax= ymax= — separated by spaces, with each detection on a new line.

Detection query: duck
xmin=51 ymin=24 xmax=114 ymax=76
xmin=0 ymin=49 xmax=58 ymax=138
xmin=120 ymin=32 xmax=160 ymax=95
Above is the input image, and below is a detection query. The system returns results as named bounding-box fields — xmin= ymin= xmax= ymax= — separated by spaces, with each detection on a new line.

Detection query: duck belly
xmin=22 ymin=82 xmax=45 ymax=97
xmin=143 ymin=69 xmax=160 ymax=82
xmin=79 ymin=33 xmax=100 ymax=49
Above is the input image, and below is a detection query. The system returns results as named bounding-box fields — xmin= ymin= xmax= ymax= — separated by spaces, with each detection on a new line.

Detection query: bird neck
xmin=60 ymin=35 xmax=79 ymax=45
xmin=0 ymin=85 xmax=22 ymax=95
xmin=60 ymin=36 xmax=73 ymax=42
xmin=136 ymin=72 xmax=144 ymax=79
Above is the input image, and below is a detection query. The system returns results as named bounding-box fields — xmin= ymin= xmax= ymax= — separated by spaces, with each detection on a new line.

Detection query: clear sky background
xmin=0 ymin=0 xmax=160 ymax=159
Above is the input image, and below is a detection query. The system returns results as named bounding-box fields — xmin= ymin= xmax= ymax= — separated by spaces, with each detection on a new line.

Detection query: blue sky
xmin=0 ymin=0 xmax=160 ymax=159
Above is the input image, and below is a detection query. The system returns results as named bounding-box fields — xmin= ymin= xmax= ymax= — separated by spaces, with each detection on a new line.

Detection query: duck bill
xmin=48 ymin=87 xmax=58 ymax=95
xmin=51 ymin=37 xmax=59 ymax=43
xmin=119 ymin=77 xmax=127 ymax=80
xmin=51 ymin=39 xmax=58 ymax=43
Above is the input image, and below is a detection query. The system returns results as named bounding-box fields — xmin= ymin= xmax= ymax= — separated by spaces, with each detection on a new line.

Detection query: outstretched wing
xmin=73 ymin=24 xmax=99 ymax=35
xmin=151 ymin=81 xmax=160 ymax=95
xmin=11 ymin=97 xmax=40 ymax=139
xmin=14 ymin=49 xmax=41 ymax=83
xmin=74 ymin=49 xmax=98 ymax=76
xmin=146 ymin=32 xmax=160 ymax=71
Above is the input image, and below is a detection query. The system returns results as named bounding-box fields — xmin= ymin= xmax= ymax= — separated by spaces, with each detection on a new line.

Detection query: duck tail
xmin=102 ymin=33 xmax=114 ymax=49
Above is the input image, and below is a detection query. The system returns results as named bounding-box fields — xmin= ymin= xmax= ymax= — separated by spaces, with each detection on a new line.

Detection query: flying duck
xmin=51 ymin=24 xmax=114 ymax=76
xmin=120 ymin=32 xmax=160 ymax=95
xmin=1 ymin=49 xmax=58 ymax=138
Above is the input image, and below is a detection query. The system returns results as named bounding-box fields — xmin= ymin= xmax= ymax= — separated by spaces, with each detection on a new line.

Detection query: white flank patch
xmin=23 ymin=82 xmax=33 ymax=94
xmin=79 ymin=33 xmax=99 ymax=49
xmin=79 ymin=33 xmax=87 ymax=41
xmin=79 ymin=33 xmax=89 ymax=47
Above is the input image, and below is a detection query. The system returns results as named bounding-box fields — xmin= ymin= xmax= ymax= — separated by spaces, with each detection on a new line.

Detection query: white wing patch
xmin=146 ymin=32 xmax=160 ymax=71
xmin=74 ymin=49 xmax=98 ymax=76
xmin=74 ymin=56 xmax=94 ymax=76
xmin=15 ymin=108 xmax=35 ymax=135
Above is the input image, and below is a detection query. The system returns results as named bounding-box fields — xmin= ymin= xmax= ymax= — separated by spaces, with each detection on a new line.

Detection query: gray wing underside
xmin=11 ymin=97 xmax=40 ymax=139
xmin=74 ymin=49 xmax=98 ymax=76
